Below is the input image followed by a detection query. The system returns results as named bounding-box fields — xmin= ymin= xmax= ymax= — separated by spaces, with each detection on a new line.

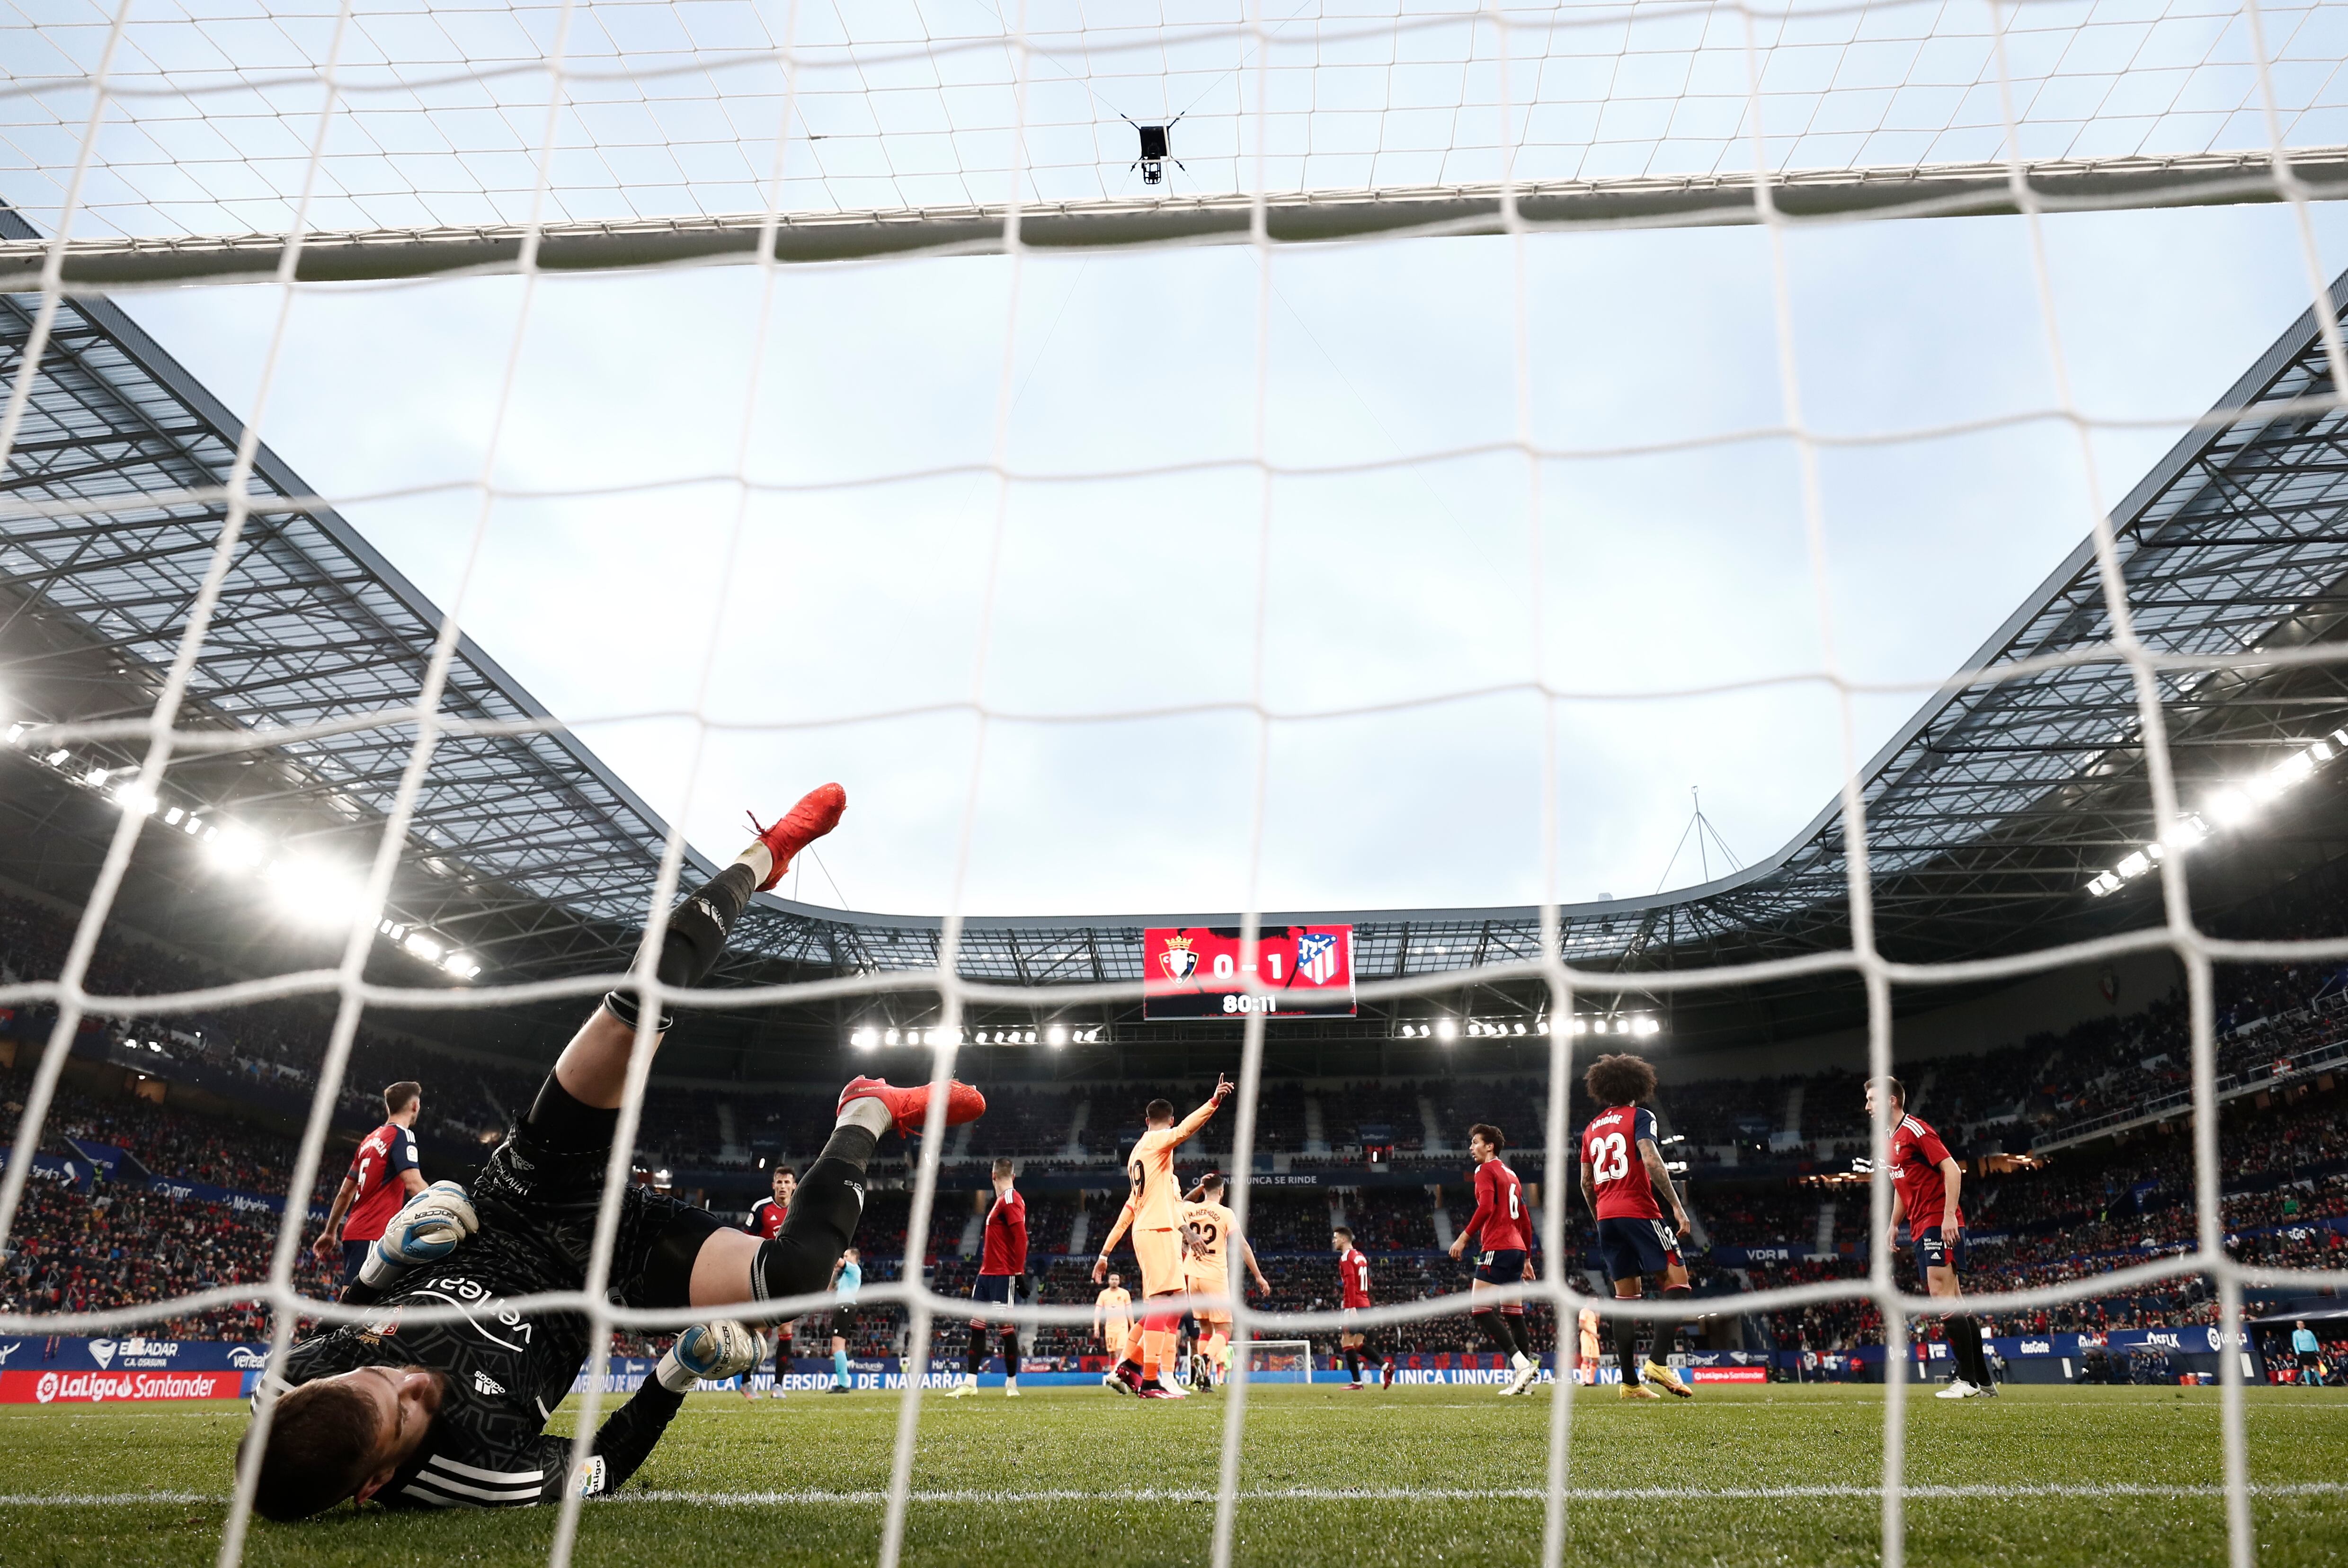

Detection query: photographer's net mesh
xmin=1 ymin=3 xmax=2346 ymax=1566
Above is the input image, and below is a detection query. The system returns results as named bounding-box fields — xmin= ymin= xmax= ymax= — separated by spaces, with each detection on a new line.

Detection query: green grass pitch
xmin=1 ymin=1384 xmax=2343 ymax=1567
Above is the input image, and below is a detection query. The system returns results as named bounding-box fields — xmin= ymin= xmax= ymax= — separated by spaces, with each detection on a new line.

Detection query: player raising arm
xmin=1181 ymin=1172 xmax=1270 ymax=1389
xmin=1579 ymin=1053 xmax=1695 ymax=1401
xmin=1093 ymin=1077 xmax=1234 ymax=1399
xmin=311 ymin=1082 xmax=429 ymax=1286
xmin=1447 ymin=1122 xmax=1541 ymax=1396
xmin=1868 ymin=1077 xmax=1994 ymax=1399
xmin=243 ymin=786 xmax=989 ymax=1518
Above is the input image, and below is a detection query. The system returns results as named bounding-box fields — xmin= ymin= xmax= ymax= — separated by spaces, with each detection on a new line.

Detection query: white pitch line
xmin=4 ymin=1482 xmax=2344 ymax=1509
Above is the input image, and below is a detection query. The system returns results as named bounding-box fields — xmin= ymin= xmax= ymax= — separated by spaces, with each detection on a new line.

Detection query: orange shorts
xmin=1186 ymin=1268 xmax=1231 ymax=1327
xmin=1134 ymin=1227 xmax=1185 ymax=1297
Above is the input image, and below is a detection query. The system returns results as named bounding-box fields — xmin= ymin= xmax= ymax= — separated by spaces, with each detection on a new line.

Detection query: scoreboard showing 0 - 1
xmin=1141 ymin=926 xmax=1357 ymax=1020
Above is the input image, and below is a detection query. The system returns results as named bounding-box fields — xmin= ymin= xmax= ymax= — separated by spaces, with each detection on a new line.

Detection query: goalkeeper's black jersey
xmin=280 ymin=1224 xmax=596 ymax=1508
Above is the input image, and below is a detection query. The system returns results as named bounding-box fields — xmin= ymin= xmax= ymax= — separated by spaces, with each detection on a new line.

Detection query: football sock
xmin=1948 ymin=1315 xmax=1986 ymax=1384
xmin=1608 ymin=1318 xmax=1640 ymax=1384
xmin=1503 ymin=1313 xmax=1533 ymax=1362
xmin=1476 ymin=1311 xmax=1515 ymax=1356
xmin=833 ymin=1348 xmax=850 ymax=1387
xmin=966 ymin=1324 xmax=987 ymax=1378
xmin=1000 ymin=1327 xmax=1020 ymax=1378
xmin=1344 ymin=1350 xmax=1362 ymax=1383
xmin=1207 ymin=1331 xmax=1228 ymax=1371
xmin=604 ymin=861 xmax=759 ymax=1029
xmin=1123 ymin=1319 xmax=1147 ymax=1366
xmin=751 ymin=1123 xmax=874 ymax=1306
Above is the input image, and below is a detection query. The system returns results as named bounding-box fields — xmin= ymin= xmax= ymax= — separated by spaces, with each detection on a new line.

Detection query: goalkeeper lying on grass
xmin=241 ymin=786 xmax=987 ymax=1519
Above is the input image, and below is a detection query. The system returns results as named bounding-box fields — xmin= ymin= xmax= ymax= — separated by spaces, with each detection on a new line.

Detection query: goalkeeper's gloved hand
xmin=656 ymin=1321 xmax=768 ymax=1393
xmin=359 ymin=1180 xmax=480 ymax=1287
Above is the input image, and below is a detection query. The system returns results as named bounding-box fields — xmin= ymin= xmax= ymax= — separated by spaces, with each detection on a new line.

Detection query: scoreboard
xmin=1140 ymin=925 xmax=1357 ymax=1020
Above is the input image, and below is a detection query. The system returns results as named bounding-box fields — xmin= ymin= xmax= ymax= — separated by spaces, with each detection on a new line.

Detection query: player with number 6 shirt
xmin=1448 ymin=1122 xmax=1541 ymax=1395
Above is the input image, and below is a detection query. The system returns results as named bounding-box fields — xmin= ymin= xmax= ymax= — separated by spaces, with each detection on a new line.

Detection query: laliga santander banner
xmin=2 ymin=1368 xmax=243 ymax=1404
xmin=1142 ymin=926 xmax=1356 ymax=1019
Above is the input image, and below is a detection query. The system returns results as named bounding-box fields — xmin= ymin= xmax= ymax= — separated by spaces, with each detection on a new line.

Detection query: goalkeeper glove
xmin=656 ymin=1321 xmax=768 ymax=1393
xmin=359 ymin=1180 xmax=480 ymax=1287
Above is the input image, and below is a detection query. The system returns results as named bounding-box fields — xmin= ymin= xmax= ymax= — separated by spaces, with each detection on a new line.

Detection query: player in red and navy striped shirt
xmin=739 ymin=1165 xmax=796 ymax=1398
xmin=950 ymin=1158 xmax=1029 ymax=1399
xmin=1580 ymin=1053 xmax=1695 ymax=1401
xmin=1448 ymin=1122 xmax=1541 ymax=1395
xmin=1869 ymin=1076 xmax=1994 ymax=1399
xmin=311 ymin=1082 xmax=427 ymax=1284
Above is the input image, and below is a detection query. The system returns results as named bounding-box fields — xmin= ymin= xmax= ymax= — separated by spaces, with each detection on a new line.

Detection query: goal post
xmin=1242 ymin=1340 xmax=1316 ymax=1386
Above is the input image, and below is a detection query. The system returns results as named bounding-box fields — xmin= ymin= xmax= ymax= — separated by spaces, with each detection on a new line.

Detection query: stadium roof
xmin=6 ymin=210 xmax=2348 ymax=1044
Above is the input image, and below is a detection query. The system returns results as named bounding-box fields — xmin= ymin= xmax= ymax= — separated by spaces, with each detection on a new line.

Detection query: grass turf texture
xmin=0 ymin=1385 xmax=2342 ymax=1567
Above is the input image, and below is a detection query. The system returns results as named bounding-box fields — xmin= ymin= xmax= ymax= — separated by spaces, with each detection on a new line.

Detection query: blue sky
xmin=110 ymin=198 xmax=2348 ymax=918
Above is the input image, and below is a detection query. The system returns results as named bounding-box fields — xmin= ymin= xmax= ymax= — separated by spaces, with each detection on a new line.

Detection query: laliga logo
xmin=1159 ymin=934 xmax=1197 ymax=982
xmin=35 ymin=1372 xmax=58 ymax=1404
xmin=89 ymin=1339 xmax=117 ymax=1369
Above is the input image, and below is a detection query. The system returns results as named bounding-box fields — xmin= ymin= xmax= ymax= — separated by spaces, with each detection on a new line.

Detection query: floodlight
xmin=1634 ymin=1016 xmax=1662 ymax=1037
xmin=851 ymin=1027 xmax=879 ymax=1050
xmin=2116 ymin=851 xmax=2150 ymax=880
xmin=1046 ymin=1025 xmax=1067 ymax=1046
xmin=404 ymin=932 xmax=445 ymax=962
xmin=2207 ymin=788 xmax=2255 ymax=827
xmin=112 ymin=782 xmax=157 ymax=816
xmin=1434 ymin=1017 xmax=1458 ymax=1042
xmin=441 ymin=952 xmax=476 ymax=978
xmin=1512 ymin=1022 xmax=1526 ymax=1036
xmin=163 ymin=807 xmax=183 ymax=826
xmin=2274 ymin=750 xmax=2316 ymax=788
xmin=44 ymin=748 xmax=67 ymax=765
xmin=884 ymin=1029 xmax=902 ymax=1047
xmin=2314 ymin=740 xmax=2337 ymax=763
xmin=89 ymin=767 xmax=110 ymax=787
xmin=208 ymin=826 xmax=263 ymax=870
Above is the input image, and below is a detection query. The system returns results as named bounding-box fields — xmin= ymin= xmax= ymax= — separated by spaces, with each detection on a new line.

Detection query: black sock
xmin=524 ymin=1072 xmax=620 ymax=1153
xmin=966 ymin=1323 xmax=987 ymax=1377
xmin=1612 ymin=1318 xmax=1640 ymax=1384
xmin=1476 ymin=1312 xmax=1514 ymax=1356
xmin=606 ymin=862 xmax=760 ymax=1027
xmin=1654 ymin=1289 xmax=1693 ymax=1365
xmin=752 ymin=1125 xmax=875 ymax=1304
xmin=1345 ymin=1350 xmax=1361 ymax=1382
xmin=1503 ymin=1314 xmax=1531 ymax=1360
xmin=1948 ymin=1315 xmax=1986 ymax=1384
xmin=1000 ymin=1327 xmax=1021 ymax=1376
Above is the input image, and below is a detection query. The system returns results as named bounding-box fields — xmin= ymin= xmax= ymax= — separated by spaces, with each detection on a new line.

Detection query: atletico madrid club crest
xmin=1297 ymin=931 xmax=1339 ymax=985
xmin=1159 ymin=934 xmax=1198 ymax=982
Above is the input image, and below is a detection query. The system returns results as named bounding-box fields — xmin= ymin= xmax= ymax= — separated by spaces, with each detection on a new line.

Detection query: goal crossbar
xmin=9 ymin=147 xmax=2346 ymax=289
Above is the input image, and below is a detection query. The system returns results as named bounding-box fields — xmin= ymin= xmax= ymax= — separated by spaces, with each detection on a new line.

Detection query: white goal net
xmin=0 ymin=4 xmax=2345 ymax=1568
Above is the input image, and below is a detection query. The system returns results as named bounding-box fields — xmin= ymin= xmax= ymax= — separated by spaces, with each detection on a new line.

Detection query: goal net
xmin=0 ymin=3 xmax=2344 ymax=1568
xmin=1241 ymin=1340 xmax=1316 ymax=1386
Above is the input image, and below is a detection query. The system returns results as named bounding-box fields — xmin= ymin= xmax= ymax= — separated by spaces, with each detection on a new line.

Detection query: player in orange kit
xmin=1181 ymin=1171 xmax=1270 ymax=1389
xmin=1093 ymin=1077 xmax=1234 ymax=1399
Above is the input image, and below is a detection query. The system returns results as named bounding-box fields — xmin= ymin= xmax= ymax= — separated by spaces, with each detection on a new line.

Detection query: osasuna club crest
xmin=1159 ymin=935 xmax=1198 ymax=981
xmin=1297 ymin=932 xmax=1340 ymax=985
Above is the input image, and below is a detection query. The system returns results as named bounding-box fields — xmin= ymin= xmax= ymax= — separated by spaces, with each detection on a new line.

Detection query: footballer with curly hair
xmin=1579 ymin=1051 xmax=1695 ymax=1401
